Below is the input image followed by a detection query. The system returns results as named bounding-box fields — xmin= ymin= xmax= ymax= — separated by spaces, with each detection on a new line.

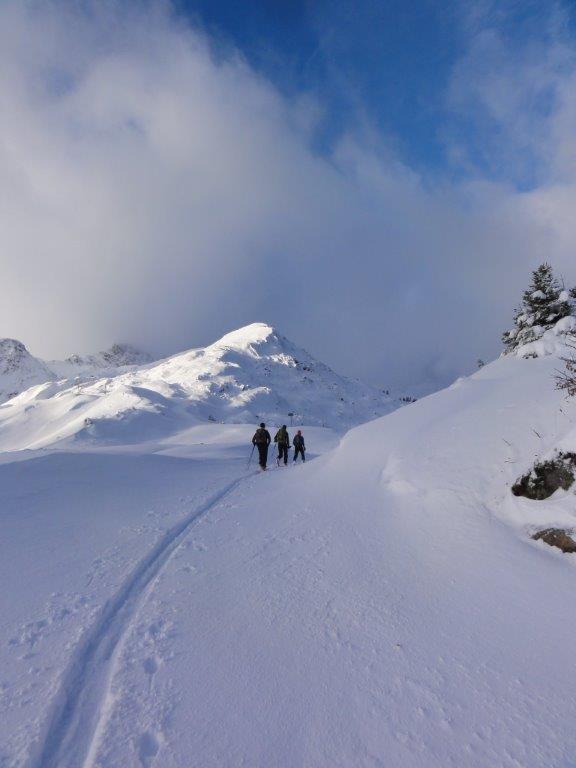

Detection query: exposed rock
xmin=512 ymin=453 xmax=576 ymax=500
xmin=532 ymin=528 xmax=576 ymax=553
xmin=62 ymin=343 xmax=153 ymax=370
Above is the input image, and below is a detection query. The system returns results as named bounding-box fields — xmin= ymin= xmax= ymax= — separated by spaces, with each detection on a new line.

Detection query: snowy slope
xmin=0 ymin=425 xmax=339 ymax=767
xmin=0 ymin=323 xmax=396 ymax=451
xmin=85 ymin=352 xmax=576 ymax=768
xmin=2 ymin=351 xmax=576 ymax=766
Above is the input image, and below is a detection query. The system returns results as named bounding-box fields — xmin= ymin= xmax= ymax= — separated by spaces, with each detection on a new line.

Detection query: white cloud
xmin=0 ymin=0 xmax=575 ymax=390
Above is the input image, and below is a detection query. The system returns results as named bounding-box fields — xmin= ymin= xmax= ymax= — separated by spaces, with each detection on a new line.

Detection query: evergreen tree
xmin=502 ymin=263 xmax=573 ymax=354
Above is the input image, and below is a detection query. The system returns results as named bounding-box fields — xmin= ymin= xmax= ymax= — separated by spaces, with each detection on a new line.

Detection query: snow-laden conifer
xmin=502 ymin=263 xmax=575 ymax=355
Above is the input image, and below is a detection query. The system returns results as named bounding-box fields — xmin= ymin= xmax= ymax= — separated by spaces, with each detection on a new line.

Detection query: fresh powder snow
xmin=1 ymin=336 xmax=576 ymax=766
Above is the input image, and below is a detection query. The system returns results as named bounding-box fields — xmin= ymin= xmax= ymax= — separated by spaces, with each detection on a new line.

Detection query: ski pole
xmin=247 ymin=444 xmax=255 ymax=468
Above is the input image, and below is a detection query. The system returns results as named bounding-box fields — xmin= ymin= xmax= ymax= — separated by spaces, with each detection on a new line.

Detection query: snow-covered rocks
xmin=532 ymin=528 xmax=576 ymax=553
xmin=52 ymin=343 xmax=154 ymax=375
xmin=512 ymin=452 xmax=576 ymax=500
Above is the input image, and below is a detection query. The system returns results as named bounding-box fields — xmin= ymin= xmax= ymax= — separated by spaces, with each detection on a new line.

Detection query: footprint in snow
xmin=143 ymin=655 xmax=160 ymax=694
xmin=138 ymin=730 xmax=161 ymax=767
xmin=143 ymin=655 xmax=160 ymax=681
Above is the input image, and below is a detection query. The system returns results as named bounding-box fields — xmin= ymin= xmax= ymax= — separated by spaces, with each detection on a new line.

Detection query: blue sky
xmin=176 ymin=0 xmax=458 ymax=173
xmin=174 ymin=0 xmax=575 ymax=186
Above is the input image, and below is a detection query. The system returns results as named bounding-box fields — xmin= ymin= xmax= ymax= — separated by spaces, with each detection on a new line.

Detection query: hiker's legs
xmin=257 ymin=443 xmax=268 ymax=468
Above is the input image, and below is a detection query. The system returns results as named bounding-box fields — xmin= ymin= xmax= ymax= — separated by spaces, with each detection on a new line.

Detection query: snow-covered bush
xmin=556 ymin=338 xmax=576 ymax=396
xmin=511 ymin=452 xmax=576 ymax=500
xmin=502 ymin=264 xmax=576 ymax=357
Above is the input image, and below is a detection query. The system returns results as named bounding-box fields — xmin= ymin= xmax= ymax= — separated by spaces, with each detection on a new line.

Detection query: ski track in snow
xmin=31 ymin=474 xmax=249 ymax=768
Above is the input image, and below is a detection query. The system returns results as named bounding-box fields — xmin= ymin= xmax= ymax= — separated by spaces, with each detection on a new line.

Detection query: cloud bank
xmin=0 ymin=0 xmax=575 ymax=390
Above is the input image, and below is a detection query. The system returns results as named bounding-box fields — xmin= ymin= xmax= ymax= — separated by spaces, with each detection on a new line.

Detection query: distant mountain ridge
xmin=50 ymin=343 xmax=154 ymax=377
xmin=0 ymin=340 xmax=153 ymax=404
xmin=0 ymin=323 xmax=399 ymax=450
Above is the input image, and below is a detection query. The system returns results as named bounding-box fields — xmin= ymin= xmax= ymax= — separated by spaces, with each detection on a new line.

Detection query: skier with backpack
xmin=274 ymin=425 xmax=290 ymax=466
xmin=252 ymin=423 xmax=271 ymax=470
xmin=293 ymin=430 xmax=305 ymax=462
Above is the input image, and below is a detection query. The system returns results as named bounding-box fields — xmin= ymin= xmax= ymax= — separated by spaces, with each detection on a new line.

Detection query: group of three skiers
xmin=251 ymin=423 xmax=305 ymax=470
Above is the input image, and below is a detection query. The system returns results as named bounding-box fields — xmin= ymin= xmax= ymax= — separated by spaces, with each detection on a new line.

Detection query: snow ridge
xmin=32 ymin=476 xmax=246 ymax=768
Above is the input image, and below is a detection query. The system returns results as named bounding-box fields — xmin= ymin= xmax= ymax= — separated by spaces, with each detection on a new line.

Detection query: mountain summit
xmin=144 ymin=321 xmax=394 ymax=427
xmin=212 ymin=322 xmax=276 ymax=349
xmin=0 ymin=339 xmax=55 ymax=402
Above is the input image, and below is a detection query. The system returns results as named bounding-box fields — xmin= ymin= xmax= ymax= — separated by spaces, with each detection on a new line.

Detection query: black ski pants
xmin=256 ymin=443 xmax=269 ymax=468
xmin=277 ymin=443 xmax=289 ymax=465
xmin=294 ymin=447 xmax=305 ymax=462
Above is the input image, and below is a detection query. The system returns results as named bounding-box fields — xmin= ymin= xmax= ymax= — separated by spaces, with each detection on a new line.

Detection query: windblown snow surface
xmin=1 ymin=351 xmax=576 ymax=767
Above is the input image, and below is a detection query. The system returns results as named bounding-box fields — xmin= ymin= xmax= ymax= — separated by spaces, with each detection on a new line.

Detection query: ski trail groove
xmin=32 ymin=476 xmax=246 ymax=768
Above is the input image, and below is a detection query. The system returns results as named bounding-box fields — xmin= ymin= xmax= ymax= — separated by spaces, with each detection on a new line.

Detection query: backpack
xmin=254 ymin=428 xmax=269 ymax=444
xmin=275 ymin=428 xmax=289 ymax=445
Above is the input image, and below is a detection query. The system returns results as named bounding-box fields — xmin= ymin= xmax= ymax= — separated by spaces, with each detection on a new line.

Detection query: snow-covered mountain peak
xmin=211 ymin=322 xmax=277 ymax=352
xmin=102 ymin=343 xmax=153 ymax=367
xmin=206 ymin=323 xmax=327 ymax=373
xmin=0 ymin=338 xmax=32 ymax=372
xmin=61 ymin=343 xmax=153 ymax=371
xmin=0 ymin=338 xmax=55 ymax=402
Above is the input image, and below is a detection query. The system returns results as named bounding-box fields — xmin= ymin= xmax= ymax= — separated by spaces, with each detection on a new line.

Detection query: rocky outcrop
xmin=512 ymin=453 xmax=576 ymax=500
xmin=64 ymin=343 xmax=153 ymax=369
xmin=532 ymin=528 xmax=576 ymax=553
